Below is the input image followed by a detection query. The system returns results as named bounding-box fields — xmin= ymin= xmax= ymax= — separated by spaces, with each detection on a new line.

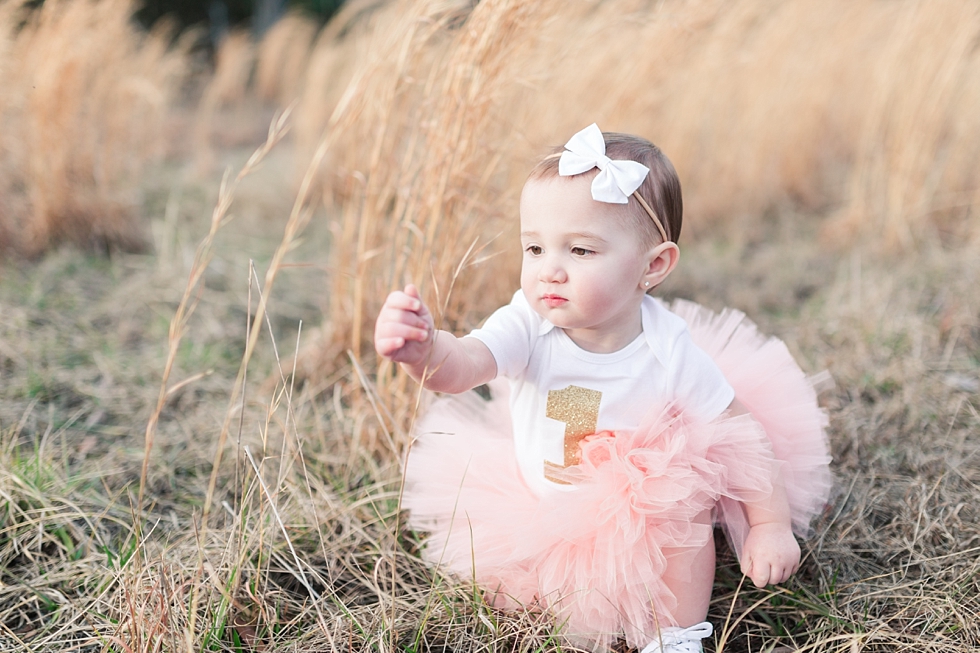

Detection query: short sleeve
xmin=669 ymin=329 xmax=735 ymax=422
xmin=465 ymin=291 xmax=540 ymax=379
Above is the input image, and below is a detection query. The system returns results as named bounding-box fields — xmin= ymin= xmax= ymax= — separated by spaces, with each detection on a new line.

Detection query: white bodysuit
xmin=467 ymin=290 xmax=735 ymax=495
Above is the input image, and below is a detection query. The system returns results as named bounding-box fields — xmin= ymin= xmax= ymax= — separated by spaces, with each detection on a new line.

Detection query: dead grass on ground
xmin=1 ymin=137 xmax=979 ymax=649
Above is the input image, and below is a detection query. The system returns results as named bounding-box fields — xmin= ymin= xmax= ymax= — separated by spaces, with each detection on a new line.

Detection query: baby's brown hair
xmin=527 ymin=132 xmax=683 ymax=247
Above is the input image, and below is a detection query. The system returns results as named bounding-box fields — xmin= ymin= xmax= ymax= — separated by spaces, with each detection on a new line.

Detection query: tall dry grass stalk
xmin=0 ymin=0 xmax=188 ymax=256
xmin=255 ymin=11 xmax=318 ymax=106
xmin=203 ymin=30 xmax=256 ymax=110
xmin=0 ymin=2 xmax=22 ymax=253
xmin=139 ymin=110 xmax=292 ymax=522
xmin=193 ymin=29 xmax=257 ymax=171
xmin=294 ymin=0 xmax=559 ymax=431
xmin=296 ymin=0 xmax=980 ymax=418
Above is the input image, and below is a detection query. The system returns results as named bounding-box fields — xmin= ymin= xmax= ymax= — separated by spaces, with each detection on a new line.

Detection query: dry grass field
xmin=1 ymin=0 xmax=980 ymax=652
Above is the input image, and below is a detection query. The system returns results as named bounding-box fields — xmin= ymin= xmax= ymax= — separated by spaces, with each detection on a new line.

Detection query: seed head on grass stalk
xmin=310 ymin=0 xmax=550 ymax=441
xmin=139 ymin=109 xmax=293 ymax=536
xmin=168 ymin=106 xmax=353 ymax=650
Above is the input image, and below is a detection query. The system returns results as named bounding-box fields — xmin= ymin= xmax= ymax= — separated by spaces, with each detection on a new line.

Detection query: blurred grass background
xmin=1 ymin=0 xmax=979 ymax=651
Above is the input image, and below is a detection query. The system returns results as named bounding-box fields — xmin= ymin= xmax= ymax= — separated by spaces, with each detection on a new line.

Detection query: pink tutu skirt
xmin=403 ymin=301 xmax=832 ymax=650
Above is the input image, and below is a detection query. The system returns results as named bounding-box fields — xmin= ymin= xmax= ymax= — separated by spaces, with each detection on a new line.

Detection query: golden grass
xmin=5 ymin=1 xmax=980 ymax=263
xmin=295 ymin=0 xmax=980 ymax=404
xmin=291 ymin=0 xmax=557 ymax=428
xmin=193 ymin=29 xmax=258 ymax=172
xmin=203 ymin=30 xmax=256 ymax=110
xmin=255 ymin=11 xmax=319 ymax=106
xmin=0 ymin=0 xmax=188 ymax=256
xmin=2 ymin=1 xmax=980 ymax=651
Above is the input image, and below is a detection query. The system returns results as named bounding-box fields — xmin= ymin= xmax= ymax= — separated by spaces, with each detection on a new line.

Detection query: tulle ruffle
xmin=404 ymin=385 xmax=778 ymax=650
xmin=668 ymin=299 xmax=833 ymax=553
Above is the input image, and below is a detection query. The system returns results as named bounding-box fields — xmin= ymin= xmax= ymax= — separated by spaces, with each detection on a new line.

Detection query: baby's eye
xmin=571 ymin=246 xmax=596 ymax=256
xmin=525 ymin=244 xmax=542 ymax=255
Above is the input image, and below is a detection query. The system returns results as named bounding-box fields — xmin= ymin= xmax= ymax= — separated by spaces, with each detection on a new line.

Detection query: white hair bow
xmin=558 ymin=123 xmax=650 ymax=204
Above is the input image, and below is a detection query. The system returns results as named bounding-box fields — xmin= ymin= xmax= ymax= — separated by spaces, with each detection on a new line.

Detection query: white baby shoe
xmin=639 ymin=622 xmax=713 ymax=653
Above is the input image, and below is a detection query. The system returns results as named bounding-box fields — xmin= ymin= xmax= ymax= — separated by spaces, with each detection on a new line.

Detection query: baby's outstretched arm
xmin=374 ymin=284 xmax=497 ymax=393
xmin=729 ymin=399 xmax=802 ymax=588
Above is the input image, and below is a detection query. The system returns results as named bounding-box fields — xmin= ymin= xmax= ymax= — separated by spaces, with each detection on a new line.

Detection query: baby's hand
xmin=740 ymin=522 xmax=801 ymax=588
xmin=374 ymin=284 xmax=435 ymax=366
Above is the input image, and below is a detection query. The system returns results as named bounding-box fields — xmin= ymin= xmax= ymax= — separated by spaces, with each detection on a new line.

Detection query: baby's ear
xmin=642 ymin=241 xmax=680 ymax=289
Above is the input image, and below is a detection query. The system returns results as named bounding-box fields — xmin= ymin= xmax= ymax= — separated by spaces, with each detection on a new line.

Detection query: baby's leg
xmin=660 ymin=509 xmax=715 ymax=627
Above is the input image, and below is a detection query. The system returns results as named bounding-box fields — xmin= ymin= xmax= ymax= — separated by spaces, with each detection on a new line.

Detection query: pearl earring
xmin=644 ymin=281 xmax=650 ymax=288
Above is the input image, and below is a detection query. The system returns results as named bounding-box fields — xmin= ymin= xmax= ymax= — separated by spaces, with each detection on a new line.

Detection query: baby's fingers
xmin=751 ymin=563 xmax=771 ymax=588
xmin=383 ymin=289 xmax=425 ymax=314
xmin=377 ymin=305 xmax=430 ymax=333
xmin=770 ymin=559 xmax=800 ymax=585
xmin=742 ymin=556 xmax=771 ymax=589
xmin=375 ymin=321 xmax=429 ymax=349
xmin=375 ymin=336 xmax=407 ymax=357
xmin=770 ymin=566 xmax=790 ymax=586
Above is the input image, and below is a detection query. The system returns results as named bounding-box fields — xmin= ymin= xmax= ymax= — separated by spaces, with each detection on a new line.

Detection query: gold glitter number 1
xmin=543 ymin=385 xmax=602 ymax=482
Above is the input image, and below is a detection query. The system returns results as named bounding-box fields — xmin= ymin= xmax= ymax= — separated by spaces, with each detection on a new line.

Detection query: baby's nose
xmin=540 ymin=258 xmax=568 ymax=283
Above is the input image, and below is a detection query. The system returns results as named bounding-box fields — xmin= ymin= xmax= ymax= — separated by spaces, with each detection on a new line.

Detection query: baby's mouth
xmin=541 ymin=295 xmax=568 ymax=308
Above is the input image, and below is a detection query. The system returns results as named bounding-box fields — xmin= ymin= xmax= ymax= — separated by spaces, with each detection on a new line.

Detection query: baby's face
xmin=519 ymin=175 xmax=652 ymax=352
